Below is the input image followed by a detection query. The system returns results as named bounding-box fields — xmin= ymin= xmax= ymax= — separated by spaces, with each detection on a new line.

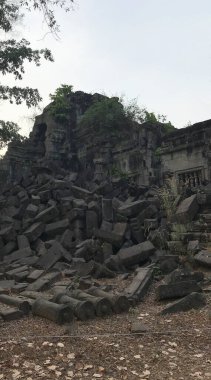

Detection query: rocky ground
xmin=0 ymin=281 xmax=210 ymax=380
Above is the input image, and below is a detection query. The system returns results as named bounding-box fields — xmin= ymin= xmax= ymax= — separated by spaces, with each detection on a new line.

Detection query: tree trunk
xmin=32 ymin=298 xmax=73 ymax=324
xmin=67 ymin=290 xmax=113 ymax=317
xmin=87 ymin=286 xmax=130 ymax=313
xmin=53 ymin=293 xmax=95 ymax=321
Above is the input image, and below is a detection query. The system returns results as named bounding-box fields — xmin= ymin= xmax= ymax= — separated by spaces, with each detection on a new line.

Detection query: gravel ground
xmin=0 ymin=279 xmax=210 ymax=380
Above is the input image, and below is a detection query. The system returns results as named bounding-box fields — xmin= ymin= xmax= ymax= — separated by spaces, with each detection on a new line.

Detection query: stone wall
xmin=159 ymin=120 xmax=211 ymax=187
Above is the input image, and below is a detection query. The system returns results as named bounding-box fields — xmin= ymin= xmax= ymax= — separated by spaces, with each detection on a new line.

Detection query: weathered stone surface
xmin=157 ymin=281 xmax=202 ymax=300
xmin=0 ymin=241 xmax=17 ymax=260
xmin=45 ymin=219 xmax=69 ymax=238
xmin=102 ymin=198 xmax=113 ymax=222
xmin=194 ymin=250 xmax=211 ymax=268
xmin=35 ymin=205 xmax=59 ymax=223
xmin=166 ymin=269 xmax=204 ymax=284
xmin=0 ymin=226 xmax=16 ymax=243
xmin=26 ymin=271 xmax=61 ymax=291
xmin=187 ymin=240 xmax=200 ymax=253
xmin=93 ymin=228 xmax=124 ymax=248
xmin=118 ymin=200 xmax=148 ymax=217
xmin=6 ymin=265 xmax=29 ymax=279
xmin=161 ymin=292 xmax=206 ymax=314
xmin=117 ymin=241 xmax=155 ymax=267
xmin=25 ymin=203 xmax=38 ymax=218
xmin=35 ymin=241 xmax=67 ymax=270
xmin=0 ymin=280 xmax=15 ymax=290
xmin=124 ymin=268 xmax=153 ymax=301
xmin=0 ymin=307 xmax=24 ymax=321
xmin=86 ymin=210 xmax=98 ymax=238
xmin=176 ymin=195 xmax=199 ymax=223
xmin=24 ymin=222 xmax=45 ymax=242
xmin=3 ymin=247 xmax=33 ymax=264
xmin=17 ymin=235 xmax=30 ymax=249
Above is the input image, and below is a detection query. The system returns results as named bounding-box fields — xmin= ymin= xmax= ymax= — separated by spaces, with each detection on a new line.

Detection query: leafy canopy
xmin=0 ymin=0 xmax=74 ymax=147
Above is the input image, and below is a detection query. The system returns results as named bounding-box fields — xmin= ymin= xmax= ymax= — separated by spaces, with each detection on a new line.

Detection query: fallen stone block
xmin=24 ymin=222 xmax=45 ymax=243
xmin=35 ymin=205 xmax=59 ymax=223
xmin=118 ymin=200 xmax=149 ymax=217
xmin=166 ymin=269 xmax=204 ymax=284
xmin=3 ymin=247 xmax=33 ymax=264
xmin=32 ymin=298 xmax=73 ymax=324
xmin=124 ymin=267 xmax=153 ymax=301
xmin=102 ymin=198 xmax=113 ymax=222
xmin=86 ymin=210 xmax=98 ymax=238
xmin=35 ymin=242 xmax=65 ymax=270
xmin=26 ymin=271 xmax=61 ymax=291
xmin=27 ymin=269 xmax=44 ymax=283
xmin=176 ymin=194 xmax=199 ymax=223
xmin=0 ymin=226 xmax=16 ymax=243
xmin=6 ymin=265 xmax=29 ymax=279
xmin=0 ymin=280 xmax=15 ymax=290
xmin=0 ymin=307 xmax=24 ymax=321
xmin=87 ymin=286 xmax=130 ymax=313
xmin=45 ymin=219 xmax=69 ymax=238
xmin=161 ymin=292 xmax=206 ymax=314
xmin=93 ymin=228 xmax=124 ymax=248
xmin=0 ymin=242 xmax=17 ymax=260
xmin=187 ymin=240 xmax=200 ymax=253
xmin=0 ymin=294 xmax=31 ymax=314
xmin=156 ymin=281 xmax=202 ymax=300
xmin=117 ymin=241 xmax=155 ymax=267
xmin=194 ymin=250 xmax=211 ymax=268
xmin=17 ymin=235 xmax=30 ymax=249
xmin=53 ymin=293 xmax=95 ymax=321
xmin=25 ymin=204 xmax=38 ymax=218
xmin=13 ymin=270 xmax=29 ymax=282
xmin=71 ymin=186 xmax=92 ymax=201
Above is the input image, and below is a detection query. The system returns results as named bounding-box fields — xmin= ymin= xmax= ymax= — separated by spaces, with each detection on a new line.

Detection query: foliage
xmin=0 ymin=0 xmax=74 ymax=147
xmin=0 ymin=121 xmax=24 ymax=148
xmin=110 ymin=165 xmax=129 ymax=179
xmin=49 ymin=84 xmax=73 ymax=123
xmin=79 ymin=95 xmax=175 ymax=136
xmin=80 ymin=97 xmax=127 ymax=133
xmin=124 ymin=98 xmax=175 ymax=133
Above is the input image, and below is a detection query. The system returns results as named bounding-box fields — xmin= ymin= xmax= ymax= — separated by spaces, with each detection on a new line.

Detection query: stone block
xmin=27 ymin=269 xmax=44 ymax=283
xmin=25 ymin=204 xmax=38 ymax=218
xmin=93 ymin=228 xmax=124 ymax=248
xmin=71 ymin=186 xmax=92 ymax=201
xmin=166 ymin=269 xmax=204 ymax=284
xmin=125 ymin=268 xmax=153 ymax=301
xmin=176 ymin=194 xmax=199 ymax=223
xmin=161 ymin=292 xmax=206 ymax=314
xmin=194 ymin=250 xmax=211 ymax=268
xmin=24 ymin=222 xmax=45 ymax=242
xmin=35 ymin=205 xmax=59 ymax=223
xmin=118 ymin=200 xmax=149 ymax=217
xmin=60 ymin=229 xmax=75 ymax=250
xmin=26 ymin=271 xmax=61 ymax=291
xmin=117 ymin=241 xmax=155 ymax=267
xmin=45 ymin=219 xmax=69 ymax=238
xmin=102 ymin=198 xmax=113 ymax=222
xmin=156 ymin=281 xmax=202 ymax=300
xmin=0 ymin=242 xmax=17 ymax=260
xmin=68 ymin=208 xmax=85 ymax=222
xmin=86 ymin=210 xmax=98 ymax=238
xmin=73 ymin=198 xmax=87 ymax=209
xmin=187 ymin=240 xmax=200 ymax=253
xmin=3 ymin=247 xmax=33 ymax=264
xmin=0 ymin=307 xmax=24 ymax=321
xmin=17 ymin=235 xmax=30 ymax=249
xmin=0 ymin=226 xmax=16 ymax=243
xmin=6 ymin=265 xmax=29 ymax=279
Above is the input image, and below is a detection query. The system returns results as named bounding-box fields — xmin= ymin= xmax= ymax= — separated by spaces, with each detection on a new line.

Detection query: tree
xmin=0 ymin=0 xmax=74 ymax=147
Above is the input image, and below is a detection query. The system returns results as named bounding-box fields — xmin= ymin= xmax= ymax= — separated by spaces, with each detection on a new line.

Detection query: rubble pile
xmin=0 ymin=170 xmax=209 ymax=324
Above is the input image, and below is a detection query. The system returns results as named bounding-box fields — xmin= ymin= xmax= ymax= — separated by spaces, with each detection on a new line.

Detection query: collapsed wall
xmin=3 ymin=90 xmax=165 ymax=186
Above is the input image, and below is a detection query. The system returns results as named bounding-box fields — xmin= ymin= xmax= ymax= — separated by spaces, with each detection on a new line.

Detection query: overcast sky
xmin=1 ymin=0 xmax=211 ymax=136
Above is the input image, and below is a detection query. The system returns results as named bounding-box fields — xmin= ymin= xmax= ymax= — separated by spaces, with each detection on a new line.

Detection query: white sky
xmin=1 ymin=0 xmax=211 ymax=137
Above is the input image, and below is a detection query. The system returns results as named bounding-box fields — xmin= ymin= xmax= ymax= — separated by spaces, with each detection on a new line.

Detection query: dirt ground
xmin=0 ymin=278 xmax=210 ymax=380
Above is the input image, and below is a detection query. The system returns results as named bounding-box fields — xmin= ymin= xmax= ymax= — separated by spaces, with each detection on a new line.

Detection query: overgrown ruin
xmin=0 ymin=90 xmax=210 ymax=325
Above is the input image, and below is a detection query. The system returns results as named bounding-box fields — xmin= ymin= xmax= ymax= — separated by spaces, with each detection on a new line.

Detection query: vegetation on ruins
xmin=0 ymin=0 xmax=74 ymax=147
xmin=78 ymin=94 xmax=175 ymax=134
xmin=48 ymin=84 xmax=73 ymax=123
